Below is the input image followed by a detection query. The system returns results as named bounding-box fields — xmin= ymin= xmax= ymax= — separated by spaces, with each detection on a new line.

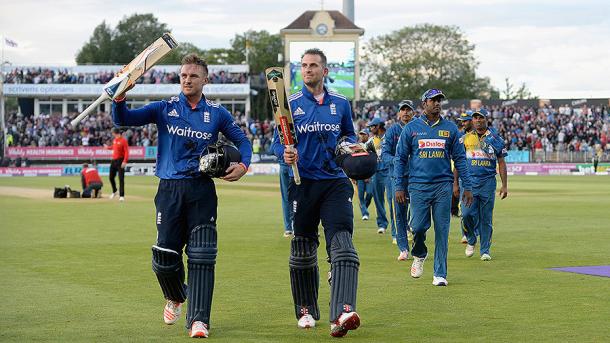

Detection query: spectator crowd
xmin=355 ymin=103 xmax=608 ymax=154
xmin=3 ymin=67 xmax=248 ymax=85
xmin=3 ymin=103 xmax=608 ymax=159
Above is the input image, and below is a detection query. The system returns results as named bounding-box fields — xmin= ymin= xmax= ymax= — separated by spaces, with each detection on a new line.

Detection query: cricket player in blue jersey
xmin=367 ymin=117 xmax=393 ymax=235
xmin=382 ymin=100 xmax=415 ymax=260
xmin=356 ymin=129 xmax=374 ymax=220
xmin=453 ymin=111 xmax=474 ymax=243
xmin=460 ymin=109 xmax=508 ymax=261
xmin=271 ymin=137 xmax=294 ymax=237
xmin=112 ymin=54 xmax=252 ymax=338
xmin=394 ymin=89 xmax=473 ymax=286
xmin=273 ymin=48 xmax=361 ymax=337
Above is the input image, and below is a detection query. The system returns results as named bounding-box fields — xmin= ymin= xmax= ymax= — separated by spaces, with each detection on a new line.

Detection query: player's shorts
xmin=289 ymin=177 xmax=354 ymax=255
xmin=154 ymin=177 xmax=217 ymax=252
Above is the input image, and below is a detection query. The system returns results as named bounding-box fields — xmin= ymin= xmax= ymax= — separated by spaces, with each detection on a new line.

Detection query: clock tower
xmin=280 ymin=10 xmax=364 ymax=101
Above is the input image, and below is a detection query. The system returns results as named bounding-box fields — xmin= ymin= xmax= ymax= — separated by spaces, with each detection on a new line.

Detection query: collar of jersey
xmin=179 ymin=92 xmax=206 ymax=110
xmin=421 ymin=115 xmax=442 ymax=127
xmin=470 ymin=129 xmax=492 ymax=141
xmin=301 ymin=85 xmax=330 ymax=105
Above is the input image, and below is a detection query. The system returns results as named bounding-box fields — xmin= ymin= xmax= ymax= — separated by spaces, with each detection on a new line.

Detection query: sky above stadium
xmin=1 ymin=0 xmax=609 ymax=99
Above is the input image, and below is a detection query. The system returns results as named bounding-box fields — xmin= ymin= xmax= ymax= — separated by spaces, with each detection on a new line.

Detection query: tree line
xmin=77 ymin=13 xmax=534 ymax=118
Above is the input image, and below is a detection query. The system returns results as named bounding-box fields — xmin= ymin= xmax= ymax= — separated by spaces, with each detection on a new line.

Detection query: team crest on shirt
xmin=294 ymin=107 xmax=305 ymax=116
xmin=438 ymin=130 xmax=450 ymax=137
xmin=203 ymin=112 xmax=210 ymax=123
xmin=330 ymin=103 xmax=337 ymax=115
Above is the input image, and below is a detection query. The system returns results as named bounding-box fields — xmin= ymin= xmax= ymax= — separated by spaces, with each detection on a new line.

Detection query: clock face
xmin=316 ymin=23 xmax=328 ymax=35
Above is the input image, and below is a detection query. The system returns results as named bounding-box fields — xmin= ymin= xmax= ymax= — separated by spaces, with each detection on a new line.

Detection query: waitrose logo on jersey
xmin=296 ymin=121 xmax=341 ymax=134
xmin=166 ymin=125 xmax=213 ymax=140
xmin=418 ymin=139 xmax=446 ymax=149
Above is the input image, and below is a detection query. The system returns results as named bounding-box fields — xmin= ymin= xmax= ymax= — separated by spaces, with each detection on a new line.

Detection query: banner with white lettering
xmin=3 ymin=84 xmax=250 ymax=97
xmin=6 ymin=146 xmax=147 ymax=160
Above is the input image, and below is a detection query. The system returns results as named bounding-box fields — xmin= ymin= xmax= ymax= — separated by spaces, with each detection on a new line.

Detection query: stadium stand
xmin=4 ymin=67 xmax=248 ymax=85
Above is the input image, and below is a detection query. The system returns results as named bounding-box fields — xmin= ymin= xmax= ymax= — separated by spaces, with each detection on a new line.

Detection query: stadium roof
xmin=281 ymin=10 xmax=364 ymax=33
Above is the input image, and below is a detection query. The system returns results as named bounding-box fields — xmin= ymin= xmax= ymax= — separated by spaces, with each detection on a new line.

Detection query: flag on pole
xmin=4 ymin=38 xmax=18 ymax=48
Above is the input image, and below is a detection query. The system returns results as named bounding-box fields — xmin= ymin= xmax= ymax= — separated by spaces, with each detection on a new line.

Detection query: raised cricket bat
xmin=265 ymin=67 xmax=301 ymax=185
xmin=71 ymin=32 xmax=179 ymax=126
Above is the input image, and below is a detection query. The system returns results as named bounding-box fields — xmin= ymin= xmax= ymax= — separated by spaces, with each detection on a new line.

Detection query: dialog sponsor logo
xmin=418 ymin=139 xmax=445 ymax=149
xmin=468 ymin=149 xmax=495 ymax=160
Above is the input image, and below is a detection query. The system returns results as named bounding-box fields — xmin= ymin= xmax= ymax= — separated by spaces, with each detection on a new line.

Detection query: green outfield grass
xmin=1 ymin=175 xmax=609 ymax=342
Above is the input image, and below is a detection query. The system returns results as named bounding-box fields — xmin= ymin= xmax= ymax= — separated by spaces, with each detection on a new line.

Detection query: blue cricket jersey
xmin=394 ymin=116 xmax=472 ymax=191
xmin=461 ymin=129 xmax=508 ymax=185
xmin=112 ymin=92 xmax=252 ymax=179
xmin=381 ymin=122 xmax=405 ymax=165
xmin=270 ymin=137 xmax=287 ymax=166
xmin=272 ymin=86 xmax=356 ymax=180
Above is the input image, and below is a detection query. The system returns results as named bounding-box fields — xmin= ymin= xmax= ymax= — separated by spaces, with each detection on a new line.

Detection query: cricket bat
xmin=71 ymin=32 xmax=179 ymax=126
xmin=265 ymin=67 xmax=301 ymax=185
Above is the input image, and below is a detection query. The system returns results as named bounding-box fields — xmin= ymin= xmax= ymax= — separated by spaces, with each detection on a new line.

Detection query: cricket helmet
xmin=199 ymin=142 xmax=241 ymax=178
xmin=335 ymin=137 xmax=377 ymax=180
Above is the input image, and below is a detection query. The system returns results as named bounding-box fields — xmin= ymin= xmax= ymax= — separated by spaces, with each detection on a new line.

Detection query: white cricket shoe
xmin=330 ymin=311 xmax=360 ymax=337
xmin=163 ymin=300 xmax=182 ymax=325
xmin=109 ymin=192 xmax=117 ymax=199
xmin=377 ymin=227 xmax=386 ymax=234
xmin=297 ymin=314 xmax=316 ymax=329
xmin=361 ymin=215 xmax=369 ymax=221
xmin=397 ymin=250 xmax=409 ymax=261
xmin=283 ymin=230 xmax=294 ymax=238
xmin=460 ymin=235 xmax=468 ymax=244
xmin=189 ymin=321 xmax=209 ymax=338
xmin=432 ymin=276 xmax=448 ymax=286
xmin=410 ymin=256 xmax=426 ymax=278
xmin=119 ymin=196 xmax=125 ymax=202
xmin=481 ymin=254 xmax=492 ymax=261
xmin=392 ymin=238 xmax=397 ymax=245
xmin=465 ymin=244 xmax=475 ymax=257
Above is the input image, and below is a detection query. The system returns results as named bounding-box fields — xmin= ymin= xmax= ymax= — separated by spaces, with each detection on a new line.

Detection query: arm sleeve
xmin=490 ymin=134 xmax=508 ymax=158
xmin=451 ymin=128 xmax=472 ymax=191
xmin=219 ymin=108 xmax=252 ymax=167
xmin=111 ymin=99 xmax=162 ymax=127
xmin=271 ymin=131 xmax=285 ymax=160
xmin=381 ymin=125 xmax=395 ymax=164
xmin=393 ymin=126 xmax=412 ymax=192
xmin=340 ymin=103 xmax=356 ymax=143
xmin=122 ymin=137 xmax=129 ymax=163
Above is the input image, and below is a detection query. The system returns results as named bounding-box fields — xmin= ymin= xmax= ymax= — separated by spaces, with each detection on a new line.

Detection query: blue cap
xmin=458 ymin=110 xmax=473 ymax=121
xmin=358 ymin=128 xmax=370 ymax=135
xmin=421 ymin=89 xmax=445 ymax=102
xmin=367 ymin=117 xmax=384 ymax=127
xmin=398 ymin=100 xmax=414 ymax=111
xmin=472 ymin=108 xmax=489 ymax=117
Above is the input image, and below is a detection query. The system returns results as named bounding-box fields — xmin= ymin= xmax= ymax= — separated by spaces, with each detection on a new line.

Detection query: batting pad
xmin=152 ymin=245 xmax=187 ymax=303
xmin=289 ymin=235 xmax=321 ymax=320
xmin=186 ymin=224 xmax=218 ymax=328
xmin=329 ymin=231 xmax=359 ymax=322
